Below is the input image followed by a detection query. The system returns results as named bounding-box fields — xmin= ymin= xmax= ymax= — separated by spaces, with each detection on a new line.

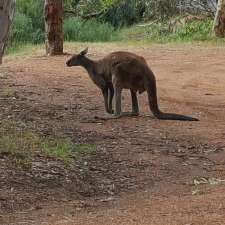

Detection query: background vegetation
xmin=7 ymin=0 xmax=220 ymax=51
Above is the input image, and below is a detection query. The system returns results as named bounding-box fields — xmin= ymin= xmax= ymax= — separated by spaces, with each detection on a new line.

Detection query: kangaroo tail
xmin=153 ymin=112 xmax=199 ymax=121
xmin=146 ymin=76 xmax=198 ymax=121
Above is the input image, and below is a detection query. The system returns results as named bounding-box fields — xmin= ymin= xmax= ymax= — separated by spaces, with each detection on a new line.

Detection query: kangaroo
xmin=66 ymin=48 xmax=198 ymax=121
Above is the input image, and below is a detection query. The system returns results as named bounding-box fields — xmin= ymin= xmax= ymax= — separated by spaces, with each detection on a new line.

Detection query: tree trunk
xmin=213 ymin=0 xmax=225 ymax=37
xmin=0 ymin=0 xmax=16 ymax=64
xmin=44 ymin=0 xmax=63 ymax=56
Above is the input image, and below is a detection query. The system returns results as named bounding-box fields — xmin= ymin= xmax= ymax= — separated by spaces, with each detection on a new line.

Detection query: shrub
xmin=16 ymin=0 xmax=44 ymax=32
xmin=101 ymin=0 xmax=139 ymax=27
xmin=174 ymin=19 xmax=213 ymax=41
xmin=64 ymin=17 xmax=116 ymax=42
xmin=118 ymin=19 xmax=214 ymax=43
xmin=10 ymin=12 xmax=33 ymax=43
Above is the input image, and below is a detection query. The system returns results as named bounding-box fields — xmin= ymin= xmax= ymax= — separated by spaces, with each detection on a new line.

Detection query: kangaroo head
xmin=66 ymin=47 xmax=88 ymax=67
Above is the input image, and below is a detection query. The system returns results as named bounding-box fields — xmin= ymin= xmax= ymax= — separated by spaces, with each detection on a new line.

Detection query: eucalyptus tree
xmin=0 ymin=0 xmax=16 ymax=64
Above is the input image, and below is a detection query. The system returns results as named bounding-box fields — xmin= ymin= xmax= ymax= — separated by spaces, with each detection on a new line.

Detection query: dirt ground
xmin=0 ymin=43 xmax=225 ymax=225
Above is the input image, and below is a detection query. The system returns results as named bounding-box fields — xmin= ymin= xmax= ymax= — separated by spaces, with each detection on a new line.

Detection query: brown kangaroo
xmin=66 ymin=48 xmax=198 ymax=121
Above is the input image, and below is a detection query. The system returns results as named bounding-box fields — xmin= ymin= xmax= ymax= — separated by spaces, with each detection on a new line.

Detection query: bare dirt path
xmin=0 ymin=43 xmax=225 ymax=224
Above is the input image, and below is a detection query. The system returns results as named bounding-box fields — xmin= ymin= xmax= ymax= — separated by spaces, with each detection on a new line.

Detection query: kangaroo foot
xmin=107 ymin=109 xmax=114 ymax=114
xmin=121 ymin=112 xmax=139 ymax=117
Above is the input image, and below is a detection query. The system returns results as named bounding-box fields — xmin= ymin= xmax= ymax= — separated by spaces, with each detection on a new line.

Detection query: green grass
xmin=1 ymin=87 xmax=16 ymax=98
xmin=0 ymin=120 xmax=97 ymax=167
xmin=119 ymin=19 xmax=225 ymax=44
xmin=42 ymin=139 xmax=96 ymax=164
xmin=5 ymin=43 xmax=44 ymax=58
xmin=169 ymin=19 xmax=214 ymax=42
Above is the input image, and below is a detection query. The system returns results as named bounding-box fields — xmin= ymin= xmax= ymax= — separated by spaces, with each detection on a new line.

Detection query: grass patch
xmin=5 ymin=43 xmax=44 ymax=56
xmin=1 ymin=87 xmax=16 ymax=98
xmin=169 ymin=19 xmax=214 ymax=42
xmin=0 ymin=120 xmax=97 ymax=167
xmin=42 ymin=139 xmax=96 ymax=164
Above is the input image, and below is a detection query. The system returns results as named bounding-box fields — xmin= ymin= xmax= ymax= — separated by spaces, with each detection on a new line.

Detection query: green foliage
xmin=64 ymin=0 xmax=117 ymax=15
xmin=64 ymin=0 xmax=181 ymax=27
xmin=9 ymin=0 xmax=118 ymax=47
xmin=119 ymin=19 xmax=215 ymax=43
xmin=143 ymin=0 xmax=179 ymax=21
xmin=64 ymin=0 xmax=80 ymax=9
xmin=101 ymin=0 xmax=139 ymax=27
xmin=63 ymin=0 xmax=215 ymax=28
xmin=79 ymin=0 xmax=103 ymax=15
xmin=173 ymin=20 xmax=214 ymax=41
xmin=10 ymin=12 xmax=33 ymax=43
xmin=16 ymin=0 xmax=44 ymax=32
xmin=119 ymin=23 xmax=170 ymax=42
xmin=102 ymin=0 xmax=117 ymax=8
xmin=7 ymin=0 xmax=216 ymax=51
xmin=9 ymin=0 xmax=45 ymax=46
xmin=64 ymin=18 xmax=117 ymax=42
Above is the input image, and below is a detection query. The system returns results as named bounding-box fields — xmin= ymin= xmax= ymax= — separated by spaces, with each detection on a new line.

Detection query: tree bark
xmin=0 ymin=0 xmax=16 ymax=64
xmin=44 ymin=0 xmax=63 ymax=56
xmin=213 ymin=0 xmax=225 ymax=37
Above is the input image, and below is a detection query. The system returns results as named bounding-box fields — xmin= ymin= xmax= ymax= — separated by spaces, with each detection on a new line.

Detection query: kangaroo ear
xmin=80 ymin=47 xmax=88 ymax=56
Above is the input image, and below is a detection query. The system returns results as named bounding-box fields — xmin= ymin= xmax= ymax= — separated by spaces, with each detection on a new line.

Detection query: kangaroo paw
xmin=121 ymin=112 xmax=139 ymax=117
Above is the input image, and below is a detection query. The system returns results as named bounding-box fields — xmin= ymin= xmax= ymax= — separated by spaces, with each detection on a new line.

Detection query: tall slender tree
xmin=0 ymin=0 xmax=16 ymax=64
xmin=44 ymin=0 xmax=63 ymax=55
xmin=213 ymin=0 xmax=225 ymax=37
